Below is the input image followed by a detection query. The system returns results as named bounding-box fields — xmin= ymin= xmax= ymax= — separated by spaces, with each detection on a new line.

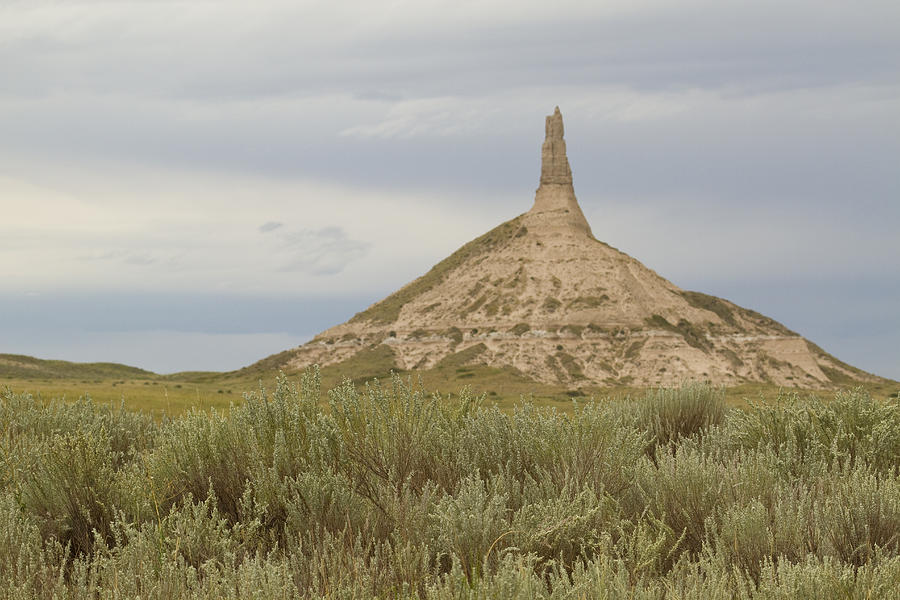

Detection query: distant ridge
xmin=0 ymin=353 xmax=156 ymax=380
xmin=259 ymin=108 xmax=884 ymax=389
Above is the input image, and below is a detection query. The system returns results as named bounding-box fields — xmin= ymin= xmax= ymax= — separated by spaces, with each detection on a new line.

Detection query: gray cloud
xmin=2 ymin=1 xmax=897 ymax=100
xmin=276 ymin=227 xmax=369 ymax=276
xmin=258 ymin=221 xmax=283 ymax=233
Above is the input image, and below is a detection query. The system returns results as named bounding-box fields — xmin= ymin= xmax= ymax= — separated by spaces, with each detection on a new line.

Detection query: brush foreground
xmin=2 ymin=373 xmax=900 ymax=598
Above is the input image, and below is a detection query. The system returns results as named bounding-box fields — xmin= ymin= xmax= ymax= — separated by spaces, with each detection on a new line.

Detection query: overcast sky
xmin=1 ymin=0 xmax=898 ymax=378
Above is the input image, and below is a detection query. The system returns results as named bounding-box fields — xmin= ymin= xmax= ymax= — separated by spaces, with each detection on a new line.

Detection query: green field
xmin=2 ymin=371 xmax=900 ymax=598
xmin=3 ymin=352 xmax=898 ymax=417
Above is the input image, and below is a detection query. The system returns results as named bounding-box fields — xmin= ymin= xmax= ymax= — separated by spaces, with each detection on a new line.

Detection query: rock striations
xmin=275 ymin=108 xmax=880 ymax=388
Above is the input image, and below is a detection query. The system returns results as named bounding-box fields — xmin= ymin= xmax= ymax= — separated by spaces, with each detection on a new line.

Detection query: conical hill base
xmin=261 ymin=108 xmax=883 ymax=389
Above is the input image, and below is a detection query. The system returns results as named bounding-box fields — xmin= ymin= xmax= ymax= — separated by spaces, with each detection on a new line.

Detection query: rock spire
xmin=529 ymin=107 xmax=592 ymax=236
xmin=540 ymin=106 xmax=573 ymax=185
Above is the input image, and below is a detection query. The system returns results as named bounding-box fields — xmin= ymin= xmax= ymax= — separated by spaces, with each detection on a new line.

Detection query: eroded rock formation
xmin=257 ymin=108 xmax=881 ymax=389
xmin=530 ymin=107 xmax=592 ymax=236
xmin=540 ymin=106 xmax=572 ymax=185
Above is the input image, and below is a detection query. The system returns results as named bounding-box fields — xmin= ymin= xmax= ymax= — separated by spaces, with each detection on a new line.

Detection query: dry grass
xmin=3 ymin=369 xmax=896 ymax=419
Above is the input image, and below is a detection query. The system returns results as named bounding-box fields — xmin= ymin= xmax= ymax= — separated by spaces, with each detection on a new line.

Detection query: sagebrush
xmin=1 ymin=374 xmax=899 ymax=598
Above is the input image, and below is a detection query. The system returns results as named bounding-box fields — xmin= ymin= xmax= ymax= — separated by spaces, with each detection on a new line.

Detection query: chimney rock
xmin=529 ymin=107 xmax=592 ymax=236
xmin=540 ymin=106 xmax=573 ymax=185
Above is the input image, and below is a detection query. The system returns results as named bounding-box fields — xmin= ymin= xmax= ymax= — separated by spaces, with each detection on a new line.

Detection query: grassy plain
xmin=2 ymin=352 xmax=897 ymax=417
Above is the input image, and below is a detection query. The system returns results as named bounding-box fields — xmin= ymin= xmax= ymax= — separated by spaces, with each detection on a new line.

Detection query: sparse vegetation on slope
xmin=2 ymin=376 xmax=900 ymax=598
xmin=645 ymin=314 xmax=710 ymax=352
xmin=678 ymin=290 xmax=737 ymax=326
xmin=738 ymin=306 xmax=798 ymax=336
xmin=348 ymin=216 xmax=525 ymax=325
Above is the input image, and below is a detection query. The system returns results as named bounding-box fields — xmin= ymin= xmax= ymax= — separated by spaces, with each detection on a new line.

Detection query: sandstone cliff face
xmin=278 ymin=109 xmax=879 ymax=388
